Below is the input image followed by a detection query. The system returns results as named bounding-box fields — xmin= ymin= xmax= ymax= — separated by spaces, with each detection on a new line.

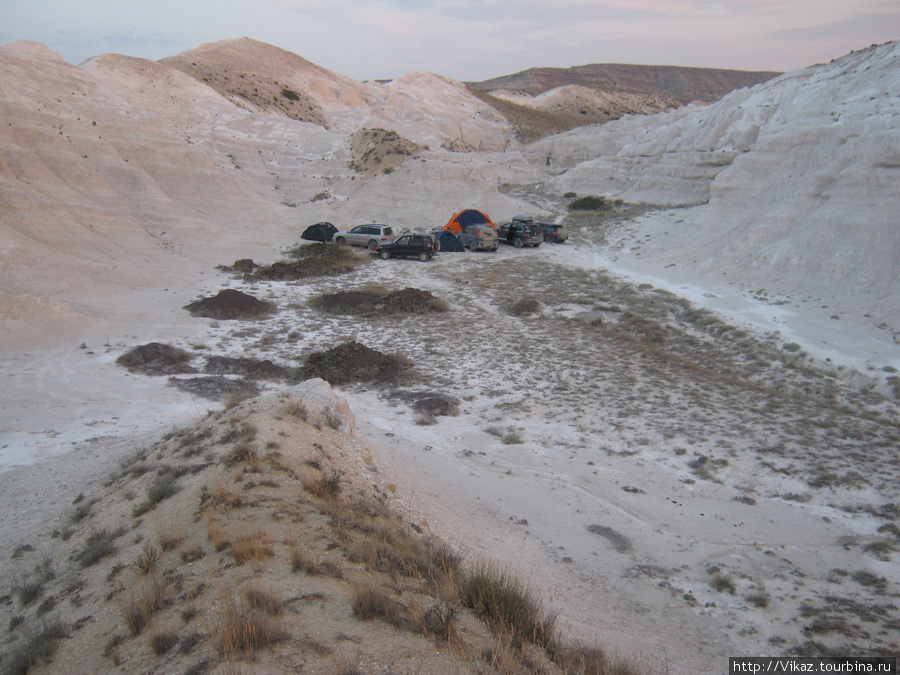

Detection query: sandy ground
xmin=3 ymin=213 xmax=898 ymax=673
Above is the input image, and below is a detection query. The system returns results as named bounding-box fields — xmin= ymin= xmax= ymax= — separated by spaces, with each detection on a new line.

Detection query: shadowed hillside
xmin=468 ymin=63 xmax=781 ymax=104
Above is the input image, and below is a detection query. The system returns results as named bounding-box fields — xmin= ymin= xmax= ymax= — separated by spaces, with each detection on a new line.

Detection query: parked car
xmin=458 ymin=224 xmax=499 ymax=251
xmin=334 ymin=224 xmax=395 ymax=249
xmin=375 ymin=233 xmax=437 ymax=261
xmin=536 ymin=222 xmax=568 ymax=243
xmin=497 ymin=217 xmax=543 ymax=248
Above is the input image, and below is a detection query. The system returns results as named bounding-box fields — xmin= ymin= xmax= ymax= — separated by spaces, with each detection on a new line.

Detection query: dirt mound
xmin=383 ymin=288 xmax=449 ymax=314
xmin=205 ymin=355 xmax=292 ymax=380
xmin=254 ymin=243 xmax=361 ymax=280
xmin=184 ymin=289 xmax=274 ymax=320
xmin=313 ymin=287 xmax=449 ymax=315
xmin=115 ymin=343 xmax=196 ymax=375
xmin=299 ymin=341 xmax=411 ymax=385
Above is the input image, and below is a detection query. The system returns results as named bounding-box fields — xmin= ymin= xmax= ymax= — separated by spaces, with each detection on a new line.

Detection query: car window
xmin=396 ymin=236 xmax=410 ymax=245
xmin=351 ymin=226 xmax=363 ymax=234
xmin=383 ymin=227 xmax=393 ymax=236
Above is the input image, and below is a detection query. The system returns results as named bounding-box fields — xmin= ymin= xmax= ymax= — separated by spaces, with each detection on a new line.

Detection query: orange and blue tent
xmin=442 ymin=209 xmax=495 ymax=234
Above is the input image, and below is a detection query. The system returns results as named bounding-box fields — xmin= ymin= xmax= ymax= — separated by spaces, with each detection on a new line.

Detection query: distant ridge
xmin=467 ymin=63 xmax=781 ymax=104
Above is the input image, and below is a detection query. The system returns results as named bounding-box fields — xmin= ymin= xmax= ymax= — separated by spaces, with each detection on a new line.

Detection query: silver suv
xmin=459 ymin=224 xmax=499 ymax=251
xmin=335 ymin=224 xmax=395 ymax=249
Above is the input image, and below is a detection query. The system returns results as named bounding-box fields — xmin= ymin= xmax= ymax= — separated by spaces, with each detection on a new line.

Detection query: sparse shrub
xmin=415 ymin=601 xmax=457 ymax=640
xmin=133 ymin=543 xmax=160 ymax=575
xmin=132 ymin=471 xmax=179 ymax=517
xmin=74 ymin=528 xmax=121 ymax=568
xmin=502 ymin=431 xmax=523 ymax=445
xmin=223 ymin=390 xmax=255 ymax=409
xmin=149 ymin=630 xmax=178 ymax=655
xmin=415 ymin=412 xmax=437 ymax=426
xmin=14 ymin=577 xmax=44 ymax=606
xmin=304 ymin=470 xmax=344 ymax=500
xmin=284 ymin=400 xmax=308 ymax=421
xmin=36 ymin=596 xmax=56 ymax=616
xmin=507 ymin=297 xmax=540 ymax=316
xmin=3 ymin=617 xmax=68 ymax=674
xmin=569 ymin=195 xmax=609 ymax=211
xmin=181 ymin=546 xmax=206 ymax=563
xmin=323 ymin=406 xmax=343 ymax=430
xmin=746 ymin=591 xmax=771 ymax=608
xmin=711 ymin=574 xmax=736 ymax=594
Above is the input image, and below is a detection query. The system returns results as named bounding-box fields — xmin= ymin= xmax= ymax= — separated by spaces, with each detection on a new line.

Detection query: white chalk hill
xmin=532 ymin=41 xmax=900 ymax=322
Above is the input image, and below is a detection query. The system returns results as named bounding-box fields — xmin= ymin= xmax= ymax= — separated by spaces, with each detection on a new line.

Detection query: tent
xmin=442 ymin=209 xmax=495 ymax=234
xmin=301 ymin=222 xmax=338 ymax=242
xmin=435 ymin=230 xmax=465 ymax=252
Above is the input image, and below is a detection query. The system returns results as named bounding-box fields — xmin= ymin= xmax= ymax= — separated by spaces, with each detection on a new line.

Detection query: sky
xmin=2 ymin=0 xmax=899 ymax=82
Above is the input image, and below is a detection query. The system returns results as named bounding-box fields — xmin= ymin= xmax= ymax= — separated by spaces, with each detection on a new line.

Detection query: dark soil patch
xmin=204 ymin=356 xmax=292 ymax=381
xmin=586 ymin=524 xmax=632 ymax=553
xmin=389 ymin=391 xmax=460 ymax=417
xmin=116 ymin=343 xmax=196 ymax=375
xmin=313 ymin=290 xmax=383 ymax=315
xmin=169 ymin=376 xmax=259 ymax=400
xmin=184 ymin=289 xmax=274 ymax=320
xmin=254 ymin=243 xmax=361 ymax=280
xmin=299 ymin=341 xmax=410 ymax=385
xmin=312 ymin=287 xmax=448 ymax=315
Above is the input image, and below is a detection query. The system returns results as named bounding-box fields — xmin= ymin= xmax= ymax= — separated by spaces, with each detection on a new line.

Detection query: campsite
xmin=1 ymin=35 xmax=899 ymax=675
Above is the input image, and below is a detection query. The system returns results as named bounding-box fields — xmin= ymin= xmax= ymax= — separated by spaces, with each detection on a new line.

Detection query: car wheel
xmin=513 ymin=237 xmax=523 ymax=248
xmin=335 ymin=236 xmax=346 ymax=246
xmin=418 ymin=251 xmax=430 ymax=262
xmin=368 ymin=240 xmax=378 ymax=250
xmin=544 ymin=233 xmax=551 ymax=243
xmin=380 ymin=250 xmax=391 ymax=260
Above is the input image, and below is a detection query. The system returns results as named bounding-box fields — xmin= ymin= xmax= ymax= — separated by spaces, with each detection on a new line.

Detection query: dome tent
xmin=301 ymin=222 xmax=338 ymax=242
xmin=442 ymin=209 xmax=495 ymax=234
xmin=435 ymin=230 xmax=465 ymax=252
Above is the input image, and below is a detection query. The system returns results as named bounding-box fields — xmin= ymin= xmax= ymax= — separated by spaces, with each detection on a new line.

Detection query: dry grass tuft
xmin=462 ymin=562 xmax=557 ymax=649
xmin=156 ymin=523 xmax=185 ymax=551
xmin=350 ymin=584 xmax=407 ymax=628
xmin=230 ymin=531 xmax=274 ymax=566
xmin=120 ymin=576 xmax=166 ymax=635
xmin=303 ymin=469 xmax=344 ymax=500
xmin=209 ymin=586 xmax=289 ymax=659
xmin=242 ymin=583 xmax=283 ymax=616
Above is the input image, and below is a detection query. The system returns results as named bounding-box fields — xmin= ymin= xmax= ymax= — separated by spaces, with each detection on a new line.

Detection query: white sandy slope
xmin=529 ymin=41 xmax=900 ymax=344
xmin=1 ymin=37 xmax=899 ymax=674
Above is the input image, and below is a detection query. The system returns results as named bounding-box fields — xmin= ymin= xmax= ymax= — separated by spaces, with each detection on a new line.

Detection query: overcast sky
xmin=3 ymin=0 xmax=899 ymax=81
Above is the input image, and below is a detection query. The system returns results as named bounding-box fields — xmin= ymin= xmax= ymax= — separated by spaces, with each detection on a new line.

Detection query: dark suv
xmin=498 ymin=217 xmax=543 ymax=248
xmin=536 ymin=222 xmax=568 ymax=243
xmin=375 ymin=234 xmax=436 ymax=261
